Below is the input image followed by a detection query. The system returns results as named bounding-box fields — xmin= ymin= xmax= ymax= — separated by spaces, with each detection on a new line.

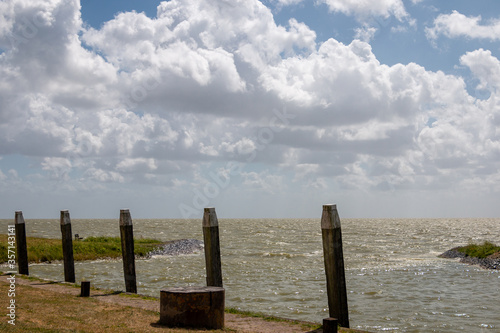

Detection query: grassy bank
xmin=457 ymin=241 xmax=500 ymax=258
xmin=0 ymin=235 xmax=164 ymax=263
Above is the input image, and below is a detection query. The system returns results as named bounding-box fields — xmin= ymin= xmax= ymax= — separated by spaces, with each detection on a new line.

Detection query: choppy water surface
xmin=1 ymin=218 xmax=499 ymax=332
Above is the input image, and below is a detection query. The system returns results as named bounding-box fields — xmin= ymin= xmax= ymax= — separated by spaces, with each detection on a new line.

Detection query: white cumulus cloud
xmin=426 ymin=10 xmax=500 ymax=41
xmin=1 ymin=0 xmax=500 ymax=217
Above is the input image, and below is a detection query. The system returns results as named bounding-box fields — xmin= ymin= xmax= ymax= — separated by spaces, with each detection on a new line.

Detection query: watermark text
xmin=6 ymin=225 xmax=16 ymax=325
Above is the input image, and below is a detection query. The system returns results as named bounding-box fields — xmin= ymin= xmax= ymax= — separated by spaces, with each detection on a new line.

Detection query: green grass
xmin=0 ymin=234 xmax=164 ymax=263
xmin=457 ymin=241 xmax=500 ymax=259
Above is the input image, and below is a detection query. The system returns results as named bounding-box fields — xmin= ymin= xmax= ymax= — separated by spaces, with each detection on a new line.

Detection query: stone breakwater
xmin=147 ymin=239 xmax=204 ymax=256
xmin=439 ymin=247 xmax=500 ymax=270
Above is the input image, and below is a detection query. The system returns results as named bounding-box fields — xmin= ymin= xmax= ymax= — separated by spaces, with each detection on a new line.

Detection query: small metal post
xmin=80 ymin=281 xmax=91 ymax=297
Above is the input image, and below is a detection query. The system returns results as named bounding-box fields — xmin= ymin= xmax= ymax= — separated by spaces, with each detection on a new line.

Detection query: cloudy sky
xmin=1 ymin=0 xmax=500 ymax=219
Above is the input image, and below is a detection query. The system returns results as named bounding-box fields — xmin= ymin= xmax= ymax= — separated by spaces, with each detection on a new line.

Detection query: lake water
xmin=1 ymin=217 xmax=499 ymax=332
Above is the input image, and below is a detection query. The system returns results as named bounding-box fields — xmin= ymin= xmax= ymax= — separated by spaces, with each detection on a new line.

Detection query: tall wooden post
xmin=202 ymin=207 xmax=223 ymax=287
xmin=60 ymin=210 xmax=75 ymax=283
xmin=321 ymin=204 xmax=349 ymax=328
xmin=15 ymin=211 xmax=29 ymax=275
xmin=119 ymin=209 xmax=137 ymax=293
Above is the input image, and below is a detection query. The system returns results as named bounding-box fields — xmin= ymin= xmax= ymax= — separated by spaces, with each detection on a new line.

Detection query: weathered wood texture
xmin=159 ymin=286 xmax=225 ymax=329
xmin=60 ymin=210 xmax=75 ymax=283
xmin=321 ymin=204 xmax=349 ymax=328
xmin=119 ymin=209 xmax=137 ymax=293
xmin=322 ymin=317 xmax=338 ymax=333
xmin=14 ymin=211 xmax=29 ymax=275
xmin=202 ymin=207 xmax=223 ymax=287
xmin=80 ymin=281 xmax=90 ymax=297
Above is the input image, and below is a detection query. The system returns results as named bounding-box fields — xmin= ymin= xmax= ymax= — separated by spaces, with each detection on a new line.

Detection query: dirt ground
xmin=0 ymin=274 xmax=365 ymax=333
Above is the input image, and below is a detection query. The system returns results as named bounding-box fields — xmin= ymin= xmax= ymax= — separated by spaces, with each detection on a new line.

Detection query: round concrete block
xmin=159 ymin=286 xmax=224 ymax=329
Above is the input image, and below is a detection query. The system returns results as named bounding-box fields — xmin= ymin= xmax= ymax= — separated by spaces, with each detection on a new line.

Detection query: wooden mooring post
xmin=321 ymin=204 xmax=349 ymax=328
xmin=202 ymin=207 xmax=223 ymax=287
xmin=119 ymin=209 xmax=137 ymax=293
xmin=60 ymin=210 xmax=75 ymax=283
xmin=15 ymin=211 xmax=29 ymax=275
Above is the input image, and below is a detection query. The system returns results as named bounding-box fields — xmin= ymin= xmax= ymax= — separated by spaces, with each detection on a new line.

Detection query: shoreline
xmin=438 ymin=247 xmax=500 ymax=270
xmin=0 ymin=235 xmax=204 ymax=264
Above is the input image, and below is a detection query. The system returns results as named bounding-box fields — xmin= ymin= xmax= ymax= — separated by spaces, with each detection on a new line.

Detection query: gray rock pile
xmin=439 ymin=247 xmax=500 ymax=270
xmin=148 ymin=239 xmax=204 ymax=257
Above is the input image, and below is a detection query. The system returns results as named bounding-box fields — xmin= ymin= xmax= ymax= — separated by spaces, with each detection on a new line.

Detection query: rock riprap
xmin=439 ymin=247 xmax=500 ymax=270
xmin=148 ymin=239 xmax=204 ymax=256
